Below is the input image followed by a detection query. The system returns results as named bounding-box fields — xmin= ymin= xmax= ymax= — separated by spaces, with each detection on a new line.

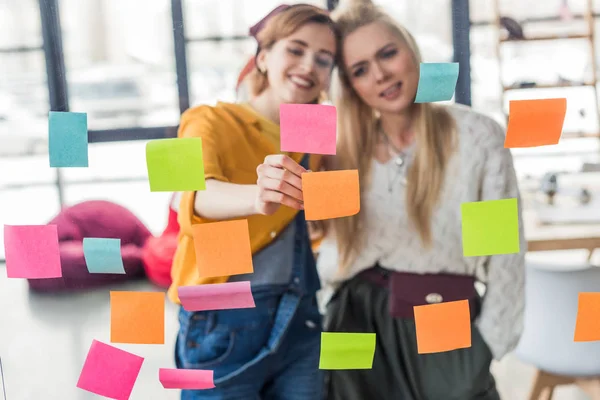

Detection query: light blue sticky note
xmin=414 ymin=63 xmax=459 ymax=103
xmin=49 ymin=111 xmax=89 ymax=167
xmin=83 ymin=238 xmax=125 ymax=274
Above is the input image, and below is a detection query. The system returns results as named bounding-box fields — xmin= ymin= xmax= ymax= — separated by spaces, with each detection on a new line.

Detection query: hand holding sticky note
xmin=461 ymin=198 xmax=520 ymax=257
xmin=280 ymin=104 xmax=337 ymax=155
xmin=77 ymin=340 xmax=144 ymax=400
xmin=414 ymin=300 xmax=471 ymax=354
xmin=83 ymin=238 xmax=125 ymax=274
xmin=193 ymin=219 xmax=253 ymax=278
xmin=49 ymin=111 xmax=88 ymax=167
xmin=110 ymin=291 xmax=165 ymax=344
xmin=146 ymin=137 xmax=205 ymax=192
xmin=159 ymin=369 xmax=215 ymax=390
xmin=319 ymin=332 xmax=376 ymax=370
xmin=302 ymin=170 xmax=360 ymax=221
xmin=4 ymin=225 xmax=62 ymax=279
xmin=178 ymin=281 xmax=255 ymax=311
xmin=574 ymin=292 xmax=600 ymax=342
xmin=504 ymin=98 xmax=567 ymax=148
xmin=414 ymin=63 xmax=459 ymax=103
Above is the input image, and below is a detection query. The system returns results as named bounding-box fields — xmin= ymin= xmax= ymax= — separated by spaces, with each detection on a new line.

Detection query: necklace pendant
xmin=395 ymin=156 xmax=404 ymax=167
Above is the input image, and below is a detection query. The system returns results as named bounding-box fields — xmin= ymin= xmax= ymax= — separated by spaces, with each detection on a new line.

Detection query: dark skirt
xmin=323 ymin=270 xmax=501 ymax=400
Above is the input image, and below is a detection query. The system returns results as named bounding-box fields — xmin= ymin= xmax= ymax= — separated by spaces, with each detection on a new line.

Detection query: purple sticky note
xmin=178 ymin=281 xmax=255 ymax=312
xmin=280 ymin=104 xmax=337 ymax=155
xmin=4 ymin=225 xmax=62 ymax=279
xmin=77 ymin=340 xmax=144 ymax=400
xmin=159 ymin=368 xmax=215 ymax=390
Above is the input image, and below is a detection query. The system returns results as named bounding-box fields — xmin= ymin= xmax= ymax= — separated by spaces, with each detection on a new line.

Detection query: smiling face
xmin=257 ymin=22 xmax=336 ymax=104
xmin=342 ymin=21 xmax=419 ymax=115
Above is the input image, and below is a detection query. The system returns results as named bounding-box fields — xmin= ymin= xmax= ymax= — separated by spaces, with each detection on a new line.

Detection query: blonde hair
xmin=328 ymin=3 xmax=457 ymax=270
xmin=248 ymin=5 xmax=337 ymax=98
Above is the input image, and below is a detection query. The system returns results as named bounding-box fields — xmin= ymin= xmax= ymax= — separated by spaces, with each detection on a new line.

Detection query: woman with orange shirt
xmin=169 ymin=5 xmax=338 ymax=399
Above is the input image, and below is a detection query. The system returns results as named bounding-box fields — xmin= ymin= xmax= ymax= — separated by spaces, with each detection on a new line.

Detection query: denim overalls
xmin=175 ymin=155 xmax=323 ymax=400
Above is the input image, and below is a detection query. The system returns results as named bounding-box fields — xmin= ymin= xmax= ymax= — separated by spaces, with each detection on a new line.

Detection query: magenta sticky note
xmin=77 ymin=340 xmax=144 ymax=400
xmin=178 ymin=281 xmax=255 ymax=312
xmin=159 ymin=368 xmax=215 ymax=390
xmin=280 ymin=104 xmax=337 ymax=155
xmin=3 ymin=225 xmax=62 ymax=279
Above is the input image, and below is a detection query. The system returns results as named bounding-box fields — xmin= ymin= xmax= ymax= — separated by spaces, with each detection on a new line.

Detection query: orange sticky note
xmin=574 ymin=292 xmax=600 ymax=342
xmin=504 ymin=98 xmax=567 ymax=148
xmin=110 ymin=291 xmax=165 ymax=344
xmin=192 ymin=219 xmax=253 ymax=278
xmin=414 ymin=300 xmax=471 ymax=354
xmin=302 ymin=170 xmax=360 ymax=221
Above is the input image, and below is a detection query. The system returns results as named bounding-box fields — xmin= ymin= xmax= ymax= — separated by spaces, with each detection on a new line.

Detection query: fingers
xmin=258 ymin=176 xmax=303 ymax=202
xmin=258 ymin=164 xmax=303 ymax=192
xmin=259 ymin=189 xmax=303 ymax=210
xmin=263 ymin=154 xmax=307 ymax=178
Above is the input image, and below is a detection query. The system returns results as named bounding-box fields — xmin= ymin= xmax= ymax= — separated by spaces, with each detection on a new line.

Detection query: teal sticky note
xmin=146 ymin=138 xmax=206 ymax=192
xmin=461 ymin=198 xmax=520 ymax=257
xmin=414 ymin=63 xmax=459 ymax=103
xmin=83 ymin=238 xmax=125 ymax=274
xmin=319 ymin=332 xmax=376 ymax=370
xmin=49 ymin=111 xmax=88 ymax=167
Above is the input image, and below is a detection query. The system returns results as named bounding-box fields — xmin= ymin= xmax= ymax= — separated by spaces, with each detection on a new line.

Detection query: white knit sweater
xmin=317 ymin=104 xmax=527 ymax=360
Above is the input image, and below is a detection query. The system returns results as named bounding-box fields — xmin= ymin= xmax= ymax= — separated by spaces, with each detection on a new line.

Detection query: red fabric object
xmin=28 ymin=200 xmax=152 ymax=292
xmin=141 ymin=206 xmax=180 ymax=289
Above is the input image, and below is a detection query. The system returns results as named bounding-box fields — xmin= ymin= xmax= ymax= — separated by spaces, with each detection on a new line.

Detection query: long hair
xmin=328 ymin=2 xmax=457 ymax=270
xmin=247 ymin=5 xmax=337 ymax=97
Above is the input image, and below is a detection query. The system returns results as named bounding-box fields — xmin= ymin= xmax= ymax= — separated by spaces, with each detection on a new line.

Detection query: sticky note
xmin=159 ymin=369 xmax=215 ymax=390
xmin=77 ymin=340 xmax=144 ymax=399
xmin=146 ymin=137 xmax=205 ymax=192
xmin=504 ymin=98 xmax=567 ymax=148
xmin=3 ymin=225 xmax=62 ymax=279
xmin=319 ymin=332 xmax=376 ymax=370
xmin=280 ymin=104 xmax=337 ymax=155
xmin=302 ymin=170 xmax=360 ymax=221
xmin=414 ymin=300 xmax=471 ymax=354
xmin=110 ymin=291 xmax=165 ymax=344
xmin=178 ymin=281 xmax=255 ymax=311
xmin=83 ymin=238 xmax=125 ymax=274
xmin=574 ymin=292 xmax=600 ymax=342
xmin=192 ymin=219 xmax=253 ymax=278
xmin=48 ymin=111 xmax=88 ymax=167
xmin=461 ymin=198 xmax=520 ymax=257
xmin=414 ymin=63 xmax=459 ymax=103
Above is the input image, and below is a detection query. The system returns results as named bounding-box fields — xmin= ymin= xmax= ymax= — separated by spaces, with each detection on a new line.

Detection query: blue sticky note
xmin=83 ymin=238 xmax=125 ymax=274
xmin=414 ymin=63 xmax=459 ymax=103
xmin=49 ymin=111 xmax=88 ymax=167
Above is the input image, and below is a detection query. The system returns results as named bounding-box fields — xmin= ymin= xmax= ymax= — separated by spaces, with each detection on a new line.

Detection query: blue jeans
xmin=175 ymin=293 xmax=323 ymax=399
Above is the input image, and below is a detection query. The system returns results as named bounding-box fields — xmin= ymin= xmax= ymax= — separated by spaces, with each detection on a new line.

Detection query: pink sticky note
xmin=4 ymin=225 xmax=62 ymax=279
xmin=159 ymin=368 xmax=215 ymax=390
xmin=77 ymin=340 xmax=144 ymax=400
xmin=280 ymin=104 xmax=337 ymax=155
xmin=178 ymin=281 xmax=255 ymax=311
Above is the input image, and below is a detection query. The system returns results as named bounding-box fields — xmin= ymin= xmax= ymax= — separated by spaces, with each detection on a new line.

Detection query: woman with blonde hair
xmin=317 ymin=1 xmax=526 ymax=399
xmin=169 ymin=4 xmax=338 ymax=399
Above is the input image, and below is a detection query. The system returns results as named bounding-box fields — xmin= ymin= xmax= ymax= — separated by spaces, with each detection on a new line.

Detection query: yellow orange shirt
xmin=168 ymin=102 xmax=321 ymax=304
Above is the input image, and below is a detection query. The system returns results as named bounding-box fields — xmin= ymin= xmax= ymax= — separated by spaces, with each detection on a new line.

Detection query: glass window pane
xmin=0 ymin=0 xmax=42 ymax=48
xmin=59 ymin=0 xmax=180 ymax=130
xmin=184 ymin=0 xmax=326 ymax=39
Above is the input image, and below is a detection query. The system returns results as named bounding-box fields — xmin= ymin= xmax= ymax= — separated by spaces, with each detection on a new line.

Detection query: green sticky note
xmin=146 ymin=138 xmax=205 ymax=192
xmin=319 ymin=332 xmax=376 ymax=370
xmin=461 ymin=198 xmax=520 ymax=257
xmin=414 ymin=62 xmax=459 ymax=103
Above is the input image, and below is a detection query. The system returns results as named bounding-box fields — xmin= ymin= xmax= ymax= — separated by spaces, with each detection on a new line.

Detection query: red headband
xmin=248 ymin=4 xmax=291 ymax=39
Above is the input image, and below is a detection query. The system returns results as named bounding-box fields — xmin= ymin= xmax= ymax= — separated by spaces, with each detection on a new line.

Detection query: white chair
xmin=516 ymin=250 xmax=600 ymax=399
